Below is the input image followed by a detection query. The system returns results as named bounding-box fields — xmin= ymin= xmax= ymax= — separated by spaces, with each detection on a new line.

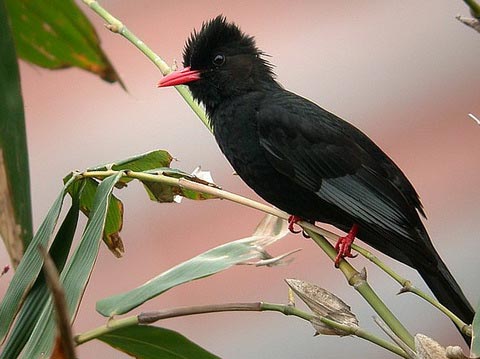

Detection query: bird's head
xmin=158 ymin=16 xmax=276 ymax=113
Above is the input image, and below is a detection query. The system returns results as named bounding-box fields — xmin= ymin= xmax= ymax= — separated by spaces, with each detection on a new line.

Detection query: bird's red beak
xmin=157 ymin=67 xmax=201 ymax=87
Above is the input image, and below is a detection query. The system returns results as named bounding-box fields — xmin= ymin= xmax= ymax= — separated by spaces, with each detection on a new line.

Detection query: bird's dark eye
xmin=212 ymin=53 xmax=225 ymax=67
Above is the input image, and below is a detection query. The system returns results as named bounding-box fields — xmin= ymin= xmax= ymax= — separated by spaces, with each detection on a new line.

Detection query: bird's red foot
xmin=288 ymin=215 xmax=302 ymax=234
xmin=334 ymin=224 xmax=359 ymax=267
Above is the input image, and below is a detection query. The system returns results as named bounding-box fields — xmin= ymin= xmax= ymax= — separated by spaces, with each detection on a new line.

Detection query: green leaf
xmin=0 ymin=180 xmax=72 ymax=343
xmin=0 ymin=199 xmax=80 ymax=359
xmin=90 ymin=149 xmax=173 ymax=173
xmin=0 ymin=0 xmax=33 ymax=265
xmin=97 ymin=215 xmax=288 ymax=316
xmin=471 ymin=301 xmax=480 ymax=356
xmin=65 ymin=175 xmax=124 ymax=257
xmin=98 ymin=325 xmax=220 ymax=359
xmin=5 ymin=0 xmax=123 ymax=86
xmin=65 ymin=151 xmax=174 ymax=256
xmin=92 ymin=149 xmax=174 ymax=189
xmin=21 ymin=172 xmax=123 ymax=358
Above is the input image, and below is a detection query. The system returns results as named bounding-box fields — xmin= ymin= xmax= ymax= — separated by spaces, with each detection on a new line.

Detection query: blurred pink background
xmin=1 ymin=1 xmax=480 ymax=358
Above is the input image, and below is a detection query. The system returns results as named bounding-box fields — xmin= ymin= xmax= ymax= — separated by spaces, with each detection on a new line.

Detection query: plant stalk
xmin=75 ymin=302 xmax=408 ymax=357
xmin=81 ymin=0 xmax=211 ymax=132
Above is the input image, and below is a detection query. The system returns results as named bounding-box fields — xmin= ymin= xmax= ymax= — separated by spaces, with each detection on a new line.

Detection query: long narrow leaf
xmin=0 ymin=0 xmax=32 ymax=265
xmin=21 ymin=172 xmax=123 ymax=358
xmin=0 ymin=199 xmax=80 ymax=359
xmin=65 ymin=176 xmax=124 ymax=257
xmin=0 ymin=182 xmax=71 ymax=343
xmin=98 ymin=325 xmax=220 ymax=359
xmin=97 ymin=215 xmax=288 ymax=316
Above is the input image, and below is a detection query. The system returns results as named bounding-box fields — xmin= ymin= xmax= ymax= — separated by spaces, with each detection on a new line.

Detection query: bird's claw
xmin=334 ymin=224 xmax=359 ymax=267
xmin=288 ymin=215 xmax=303 ymax=234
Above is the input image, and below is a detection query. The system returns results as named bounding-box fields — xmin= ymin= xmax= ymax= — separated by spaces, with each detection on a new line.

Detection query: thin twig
xmin=469 ymin=113 xmax=480 ymax=125
xmin=138 ymin=303 xmax=266 ymax=323
xmin=457 ymin=0 xmax=480 ymax=33
xmin=374 ymin=316 xmax=416 ymax=359
xmin=81 ymin=0 xmax=212 ymax=132
xmin=456 ymin=15 xmax=480 ymax=33
xmin=305 ymin=229 xmax=414 ymax=349
xmin=39 ymin=246 xmax=76 ymax=359
xmin=75 ymin=302 xmax=409 ymax=358
xmin=354 ymin=246 xmax=470 ymax=335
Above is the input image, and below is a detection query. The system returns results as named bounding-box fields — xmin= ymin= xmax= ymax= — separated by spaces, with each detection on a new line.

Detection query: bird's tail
xmin=417 ymin=249 xmax=474 ymax=345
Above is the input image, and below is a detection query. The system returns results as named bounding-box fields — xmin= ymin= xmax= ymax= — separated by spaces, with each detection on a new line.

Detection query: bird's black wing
xmin=257 ymin=92 xmax=423 ymax=242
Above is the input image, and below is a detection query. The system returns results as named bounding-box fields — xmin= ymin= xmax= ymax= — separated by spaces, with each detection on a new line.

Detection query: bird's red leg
xmin=287 ymin=215 xmax=302 ymax=234
xmin=334 ymin=224 xmax=359 ymax=267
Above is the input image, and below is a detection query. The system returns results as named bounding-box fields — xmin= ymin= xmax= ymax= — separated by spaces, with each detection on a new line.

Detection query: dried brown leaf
xmin=415 ymin=334 xmax=447 ymax=359
xmin=286 ymin=278 xmax=358 ymax=336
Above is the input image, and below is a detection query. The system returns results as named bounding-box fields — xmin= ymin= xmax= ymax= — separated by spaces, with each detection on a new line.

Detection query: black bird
xmin=159 ymin=16 xmax=474 ymax=340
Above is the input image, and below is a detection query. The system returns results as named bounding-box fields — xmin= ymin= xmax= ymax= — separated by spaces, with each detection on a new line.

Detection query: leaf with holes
xmin=142 ymin=168 xmax=219 ymax=202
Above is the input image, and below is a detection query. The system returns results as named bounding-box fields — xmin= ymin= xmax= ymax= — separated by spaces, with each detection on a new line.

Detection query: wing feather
xmin=257 ymin=92 xmax=422 ymax=241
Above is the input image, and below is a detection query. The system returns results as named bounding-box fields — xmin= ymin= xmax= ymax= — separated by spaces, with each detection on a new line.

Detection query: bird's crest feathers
xmin=182 ymin=15 xmax=274 ymax=76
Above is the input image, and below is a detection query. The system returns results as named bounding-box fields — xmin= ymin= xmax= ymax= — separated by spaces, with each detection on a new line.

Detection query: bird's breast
xmin=212 ymin=96 xmax=267 ymax=179
xmin=210 ymin=95 xmax=331 ymax=221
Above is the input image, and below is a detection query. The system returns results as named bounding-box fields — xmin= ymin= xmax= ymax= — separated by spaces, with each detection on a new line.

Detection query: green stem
xmin=305 ymin=229 xmax=415 ymax=350
xmin=354 ymin=245 xmax=470 ymax=335
xmin=260 ymin=303 xmax=407 ymax=357
xmin=81 ymin=0 xmax=212 ymax=132
xmin=75 ymin=316 xmax=138 ymax=345
xmin=75 ymin=302 xmax=408 ymax=358
xmin=80 ymin=169 xmax=291 ymax=220
xmin=464 ymin=0 xmax=480 ymax=17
